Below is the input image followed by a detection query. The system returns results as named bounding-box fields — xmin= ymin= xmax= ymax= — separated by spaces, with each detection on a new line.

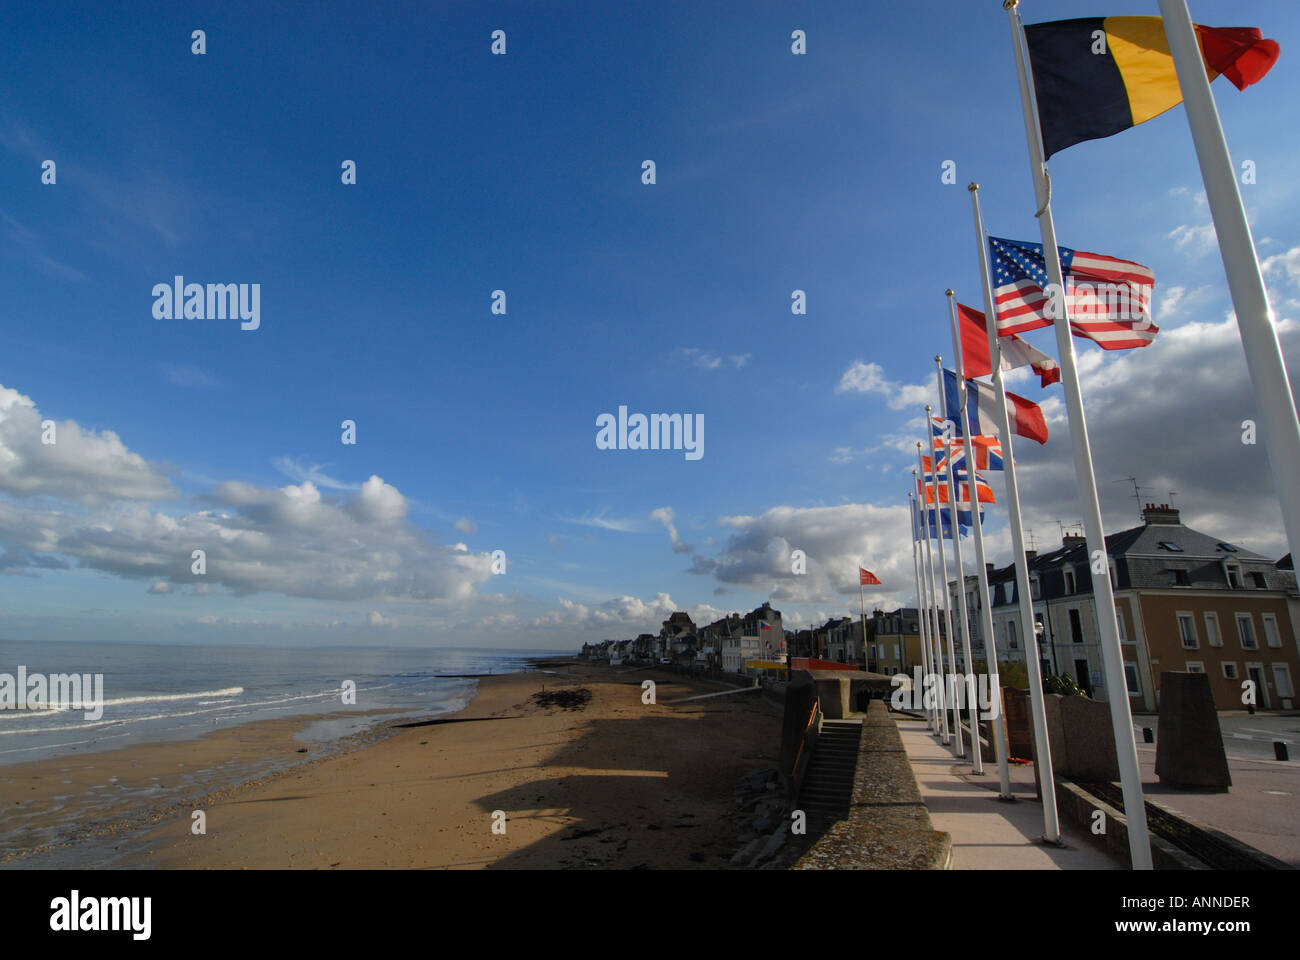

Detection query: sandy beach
xmin=3 ymin=662 xmax=783 ymax=869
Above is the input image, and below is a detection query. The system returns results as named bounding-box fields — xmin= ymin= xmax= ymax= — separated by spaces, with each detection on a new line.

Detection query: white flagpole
xmin=1004 ymin=0 xmax=1151 ymax=867
xmin=946 ymin=291 xmax=1012 ymax=794
xmin=922 ymin=426 xmax=964 ymax=758
xmin=969 ymin=185 xmax=1056 ymax=816
xmin=936 ymin=355 xmax=983 ymax=774
xmin=916 ymin=450 xmax=950 ymax=743
xmin=910 ymin=490 xmax=936 ymax=730
xmin=1158 ymin=0 xmax=1300 ymax=564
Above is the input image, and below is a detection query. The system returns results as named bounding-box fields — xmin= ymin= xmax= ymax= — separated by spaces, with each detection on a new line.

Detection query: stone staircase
xmin=796 ymin=719 xmax=862 ymax=825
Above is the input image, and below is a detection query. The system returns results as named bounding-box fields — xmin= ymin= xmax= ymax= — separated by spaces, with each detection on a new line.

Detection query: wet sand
xmin=4 ymin=664 xmax=783 ymax=869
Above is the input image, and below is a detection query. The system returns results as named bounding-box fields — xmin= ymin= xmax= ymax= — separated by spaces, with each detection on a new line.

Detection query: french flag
xmin=942 ymin=368 xmax=1048 ymax=446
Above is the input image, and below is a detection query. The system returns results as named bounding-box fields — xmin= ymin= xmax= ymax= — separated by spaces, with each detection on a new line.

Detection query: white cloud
xmin=0 ymin=385 xmax=495 ymax=603
xmin=836 ymin=362 xmax=931 ymax=411
xmin=649 ymin=505 xmax=693 ymax=554
xmin=272 ymin=456 xmax=359 ymax=491
xmin=368 ymin=610 xmax=397 ymax=627
xmin=690 ymin=502 xmax=917 ymax=606
xmin=0 ymin=385 xmax=177 ymax=504
xmin=1167 ymin=223 xmax=1217 ymax=258
xmin=454 ymin=517 xmax=478 ymax=535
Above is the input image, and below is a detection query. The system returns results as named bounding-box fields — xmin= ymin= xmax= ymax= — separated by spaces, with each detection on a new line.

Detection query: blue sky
xmin=2 ymin=0 xmax=1299 ymax=647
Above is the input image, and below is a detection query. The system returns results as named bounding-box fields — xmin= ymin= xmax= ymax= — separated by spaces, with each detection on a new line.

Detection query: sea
xmin=0 ymin=639 xmax=568 ymax=767
xmin=0 ymin=639 xmax=571 ymax=865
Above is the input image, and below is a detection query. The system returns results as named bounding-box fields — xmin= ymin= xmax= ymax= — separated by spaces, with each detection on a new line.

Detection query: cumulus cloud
xmin=0 ymin=385 xmax=497 ymax=603
xmin=455 ymin=517 xmax=478 ymax=535
xmin=691 ymin=503 xmax=916 ymax=607
xmin=1009 ymin=313 xmax=1300 ymax=559
xmin=531 ymin=591 xmax=725 ymax=632
xmin=368 ymin=610 xmax=397 ymax=627
xmin=0 ymin=385 xmax=177 ymax=504
xmin=836 ymin=362 xmax=931 ymax=411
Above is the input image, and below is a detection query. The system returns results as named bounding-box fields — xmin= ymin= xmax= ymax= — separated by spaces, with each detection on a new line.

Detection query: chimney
xmin=1062 ymin=534 xmax=1087 ymax=549
xmin=1142 ymin=502 xmax=1181 ymax=525
xmin=986 ymin=563 xmax=995 ymax=578
xmin=1025 ymin=550 xmax=1038 ymax=562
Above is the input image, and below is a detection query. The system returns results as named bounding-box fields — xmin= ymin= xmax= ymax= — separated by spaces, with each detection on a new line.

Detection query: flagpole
xmin=1005 ymin=0 xmax=1151 ymax=868
xmin=946 ymin=292 xmax=1012 ymax=793
xmin=859 ymin=566 xmax=868 ymax=669
xmin=1157 ymin=0 xmax=1300 ymax=566
xmin=910 ymin=491 xmax=936 ymax=730
xmin=969 ymin=186 xmax=1055 ymax=815
xmin=916 ymin=452 xmax=950 ymax=743
xmin=914 ymin=481 xmax=941 ymax=732
xmin=936 ymin=355 xmax=983 ymax=775
xmin=922 ymin=428 xmax=964 ymax=757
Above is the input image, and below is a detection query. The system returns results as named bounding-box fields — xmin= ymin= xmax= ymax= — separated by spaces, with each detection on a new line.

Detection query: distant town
xmin=582 ymin=504 xmax=1300 ymax=713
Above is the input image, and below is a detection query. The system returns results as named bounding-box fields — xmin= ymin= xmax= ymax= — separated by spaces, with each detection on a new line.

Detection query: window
xmin=1204 ymin=612 xmax=1222 ymax=647
xmin=1236 ymin=613 xmax=1257 ymax=650
xmin=1250 ymin=572 xmax=1268 ymax=589
xmin=1064 ymin=567 xmax=1076 ymax=594
xmin=1177 ymin=612 xmax=1198 ymax=649
xmin=1030 ymin=576 xmax=1041 ymax=600
xmin=1218 ymin=542 xmax=1238 ymax=553
xmin=1226 ymin=562 xmax=1243 ymax=589
xmin=1069 ymin=608 xmax=1084 ymax=644
xmin=1168 ymin=569 xmax=1190 ymax=587
xmin=1158 ymin=540 xmax=1184 ymax=552
xmin=1006 ymin=619 xmax=1018 ymax=649
xmin=1263 ymin=613 xmax=1281 ymax=648
xmin=1115 ymin=610 xmax=1128 ymax=643
xmin=1221 ymin=662 xmax=1239 ymax=680
xmin=1185 ymin=661 xmax=1205 ymax=673
xmin=1108 ymin=559 xmax=1119 ymax=585
xmin=1124 ymin=662 xmax=1141 ymax=696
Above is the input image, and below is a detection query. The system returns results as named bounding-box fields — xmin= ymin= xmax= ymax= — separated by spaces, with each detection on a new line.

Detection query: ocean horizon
xmin=0 ymin=639 xmax=572 ymax=768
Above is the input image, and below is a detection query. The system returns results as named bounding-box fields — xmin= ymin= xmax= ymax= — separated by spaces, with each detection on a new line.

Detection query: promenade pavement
xmin=898 ymin=717 xmax=1122 ymax=869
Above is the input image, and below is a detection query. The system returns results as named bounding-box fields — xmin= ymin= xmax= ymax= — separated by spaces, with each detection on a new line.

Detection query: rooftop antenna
xmin=1113 ymin=476 xmax=1145 ymax=521
xmin=1026 ymin=527 xmax=1038 ymax=551
xmin=1168 ymin=490 xmax=1178 ymax=507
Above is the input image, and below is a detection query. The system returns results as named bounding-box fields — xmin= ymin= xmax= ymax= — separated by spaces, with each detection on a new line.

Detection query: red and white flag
xmin=957 ymin=302 xmax=1059 ymax=387
xmin=859 ymin=568 xmax=881 ymax=585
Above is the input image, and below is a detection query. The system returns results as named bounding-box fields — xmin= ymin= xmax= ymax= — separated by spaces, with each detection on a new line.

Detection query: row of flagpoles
xmin=890 ymin=1 xmax=1297 ymax=870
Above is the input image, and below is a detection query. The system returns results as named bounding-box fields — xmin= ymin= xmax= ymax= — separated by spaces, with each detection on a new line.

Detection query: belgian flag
xmin=1026 ymin=16 xmax=1279 ymax=158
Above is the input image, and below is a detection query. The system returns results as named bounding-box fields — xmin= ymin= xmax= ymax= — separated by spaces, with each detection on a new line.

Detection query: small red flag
xmin=860 ymin=568 xmax=881 ymax=585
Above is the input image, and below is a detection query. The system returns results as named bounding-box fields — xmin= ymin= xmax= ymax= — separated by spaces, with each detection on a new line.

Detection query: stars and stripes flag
xmin=859 ymin=567 xmax=881 ymax=585
xmin=988 ymin=236 xmax=1157 ymax=349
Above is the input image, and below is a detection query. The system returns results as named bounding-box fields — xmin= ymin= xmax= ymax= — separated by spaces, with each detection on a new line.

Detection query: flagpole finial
xmin=924 ymin=405 xmax=932 ymax=413
xmin=945 ymin=288 xmax=954 ymax=297
xmin=1003 ymin=0 xmax=1018 ymax=10
xmin=968 ymin=181 xmax=979 ymax=192
xmin=934 ymin=354 xmax=942 ymax=363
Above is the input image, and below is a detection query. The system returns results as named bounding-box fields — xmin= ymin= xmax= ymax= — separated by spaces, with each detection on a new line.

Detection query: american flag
xmin=988 ymin=236 xmax=1157 ymax=350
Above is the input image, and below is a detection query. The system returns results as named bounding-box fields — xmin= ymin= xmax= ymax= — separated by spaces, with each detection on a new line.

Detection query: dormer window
xmin=1064 ymin=567 xmax=1076 ymax=594
xmin=1218 ymin=542 xmax=1238 ymax=553
xmin=1250 ymin=571 xmax=1268 ymax=589
xmin=1168 ymin=569 xmax=1190 ymax=587
xmin=1158 ymin=540 xmax=1183 ymax=552
xmin=1225 ymin=562 xmax=1243 ymax=589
